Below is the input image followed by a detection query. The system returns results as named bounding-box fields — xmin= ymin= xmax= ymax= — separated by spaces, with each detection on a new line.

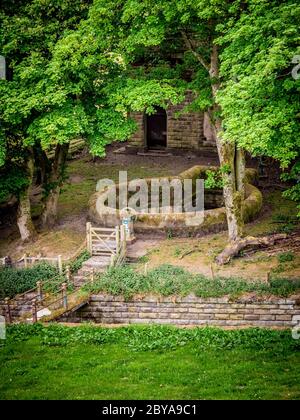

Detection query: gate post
xmin=32 ymin=299 xmax=37 ymax=323
xmin=116 ymin=226 xmax=120 ymax=253
xmin=36 ymin=281 xmax=43 ymax=303
xmin=57 ymin=255 xmax=63 ymax=275
xmin=86 ymin=222 xmax=92 ymax=254
xmin=4 ymin=298 xmax=12 ymax=324
xmin=61 ymin=283 xmax=68 ymax=310
xmin=65 ymin=265 xmax=71 ymax=283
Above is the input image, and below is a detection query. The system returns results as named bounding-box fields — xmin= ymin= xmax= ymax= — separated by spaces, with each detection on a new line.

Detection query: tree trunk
xmin=235 ymin=148 xmax=246 ymax=198
xmin=35 ymin=146 xmax=51 ymax=186
xmin=209 ymin=44 xmax=245 ymax=242
xmin=41 ymin=143 xmax=69 ymax=228
xmin=17 ymin=152 xmax=37 ymax=242
xmin=181 ymin=35 xmax=247 ymax=250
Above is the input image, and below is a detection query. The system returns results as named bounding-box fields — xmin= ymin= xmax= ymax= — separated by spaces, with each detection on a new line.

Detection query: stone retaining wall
xmin=58 ymin=294 xmax=300 ymax=328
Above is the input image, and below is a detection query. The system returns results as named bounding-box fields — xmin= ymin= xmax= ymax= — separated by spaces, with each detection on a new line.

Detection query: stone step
xmin=82 ymin=256 xmax=112 ymax=265
xmin=7 ymin=253 xmax=118 ymax=322
xmin=80 ymin=257 xmax=112 ymax=274
xmin=77 ymin=266 xmax=108 ymax=276
xmin=82 ymin=261 xmax=111 ymax=269
xmin=72 ymin=276 xmax=89 ymax=288
xmin=137 ymin=151 xmax=173 ymax=157
xmin=14 ymin=292 xmax=38 ymax=302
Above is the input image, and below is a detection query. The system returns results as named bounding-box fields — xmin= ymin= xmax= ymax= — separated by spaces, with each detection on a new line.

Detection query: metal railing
xmin=26 ymin=271 xmax=96 ymax=323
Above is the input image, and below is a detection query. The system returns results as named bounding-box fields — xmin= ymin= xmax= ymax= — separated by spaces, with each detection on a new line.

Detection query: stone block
xmin=275 ymin=315 xmax=292 ymax=321
xmin=244 ymin=314 xmax=260 ymax=321
xmin=259 ymin=315 xmax=275 ymax=321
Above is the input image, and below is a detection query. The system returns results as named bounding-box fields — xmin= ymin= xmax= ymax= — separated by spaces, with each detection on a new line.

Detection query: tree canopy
xmin=0 ymin=0 xmax=299 ymax=241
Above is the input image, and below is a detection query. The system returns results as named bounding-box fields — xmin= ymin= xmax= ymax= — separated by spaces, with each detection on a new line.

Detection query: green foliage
xmin=0 ymin=0 xmax=94 ymax=211
xmin=0 ymin=129 xmax=6 ymax=167
xmin=2 ymin=324 xmax=299 ymax=399
xmin=166 ymin=229 xmax=174 ymax=239
xmin=219 ymin=1 xmax=300 ymax=162
xmin=277 ymin=252 xmax=295 ymax=264
xmin=0 ymin=165 xmax=29 ymax=203
xmin=26 ymin=103 xmax=91 ymax=149
xmin=272 ymin=206 xmax=299 ymax=233
xmin=204 ymin=169 xmax=223 ymax=190
xmin=83 ymin=264 xmax=300 ymax=300
xmin=107 ymin=79 xmax=185 ymax=115
xmin=5 ymin=323 xmax=300 ymax=354
xmin=69 ymin=250 xmax=91 ymax=273
xmin=173 ymin=247 xmax=182 ymax=257
xmin=1 ymin=0 xmax=300 ymax=216
xmin=0 ymin=263 xmax=57 ymax=299
xmin=218 ymin=1 xmax=300 ymax=208
xmin=42 ymin=275 xmax=73 ymax=294
xmin=282 ymin=162 xmax=300 ymax=216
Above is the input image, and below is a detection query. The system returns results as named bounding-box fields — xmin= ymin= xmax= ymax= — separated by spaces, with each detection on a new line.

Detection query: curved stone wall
xmin=88 ymin=165 xmax=263 ymax=235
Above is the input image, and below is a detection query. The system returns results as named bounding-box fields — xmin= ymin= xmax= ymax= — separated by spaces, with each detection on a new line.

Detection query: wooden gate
xmin=86 ymin=223 xmax=126 ymax=266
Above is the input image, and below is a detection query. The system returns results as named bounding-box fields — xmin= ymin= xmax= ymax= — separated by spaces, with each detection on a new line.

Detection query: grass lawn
xmin=0 ymin=325 xmax=299 ymax=400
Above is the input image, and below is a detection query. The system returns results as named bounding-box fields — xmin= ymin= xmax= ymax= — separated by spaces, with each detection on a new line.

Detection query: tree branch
xmin=181 ymin=31 xmax=210 ymax=72
xmin=215 ymin=234 xmax=287 ymax=265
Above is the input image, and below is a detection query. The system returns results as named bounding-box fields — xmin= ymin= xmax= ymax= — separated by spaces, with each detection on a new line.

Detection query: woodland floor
xmin=0 ymin=144 xmax=299 ymax=281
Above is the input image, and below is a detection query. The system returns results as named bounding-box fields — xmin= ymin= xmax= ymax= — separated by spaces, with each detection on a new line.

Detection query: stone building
xmin=126 ymin=92 xmax=216 ymax=155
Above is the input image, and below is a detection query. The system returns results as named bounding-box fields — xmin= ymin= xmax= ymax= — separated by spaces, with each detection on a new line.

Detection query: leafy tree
xmin=218 ymin=0 xmax=300 ymax=213
xmin=0 ymin=0 xmax=93 ymax=234
xmin=0 ymin=0 xmax=147 ymax=231
xmin=0 ymin=127 xmax=36 ymax=241
xmin=2 ymin=0 xmax=299 ymax=254
xmin=80 ymin=0 xmax=247 ymax=245
xmin=83 ymin=0 xmax=299 ymax=260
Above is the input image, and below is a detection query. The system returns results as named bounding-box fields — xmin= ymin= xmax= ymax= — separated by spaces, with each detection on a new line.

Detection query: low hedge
xmin=0 ymin=263 xmax=58 ymax=299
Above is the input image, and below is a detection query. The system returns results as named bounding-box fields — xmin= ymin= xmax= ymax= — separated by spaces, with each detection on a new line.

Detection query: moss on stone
xmin=88 ymin=165 xmax=263 ymax=234
xmin=243 ymin=184 xmax=263 ymax=222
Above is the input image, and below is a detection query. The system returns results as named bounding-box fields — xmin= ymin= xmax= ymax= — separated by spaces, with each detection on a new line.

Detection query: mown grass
xmin=83 ymin=264 xmax=300 ymax=300
xmin=0 ymin=324 xmax=299 ymax=400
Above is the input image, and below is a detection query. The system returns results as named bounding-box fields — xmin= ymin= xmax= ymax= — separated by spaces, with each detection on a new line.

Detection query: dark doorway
xmin=146 ymin=107 xmax=167 ymax=149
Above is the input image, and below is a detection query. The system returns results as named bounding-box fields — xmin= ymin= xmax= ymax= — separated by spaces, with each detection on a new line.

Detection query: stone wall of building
xmin=128 ymin=92 xmax=216 ymax=152
xmin=58 ymin=294 xmax=300 ymax=328
xmin=129 ymin=112 xmax=145 ymax=148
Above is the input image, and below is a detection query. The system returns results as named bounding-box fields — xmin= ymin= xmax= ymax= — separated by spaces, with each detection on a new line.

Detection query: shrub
xmin=277 ymin=252 xmax=295 ymax=263
xmin=0 ymin=263 xmax=58 ymax=299
xmin=83 ymin=264 xmax=300 ymax=300
xmin=69 ymin=250 xmax=91 ymax=273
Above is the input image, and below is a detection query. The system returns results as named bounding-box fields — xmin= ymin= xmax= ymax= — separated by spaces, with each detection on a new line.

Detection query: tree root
xmin=215 ymin=233 xmax=287 ymax=265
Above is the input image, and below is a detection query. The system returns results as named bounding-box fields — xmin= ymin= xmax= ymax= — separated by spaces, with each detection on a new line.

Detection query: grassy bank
xmin=83 ymin=264 xmax=300 ymax=300
xmin=0 ymin=324 xmax=299 ymax=400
